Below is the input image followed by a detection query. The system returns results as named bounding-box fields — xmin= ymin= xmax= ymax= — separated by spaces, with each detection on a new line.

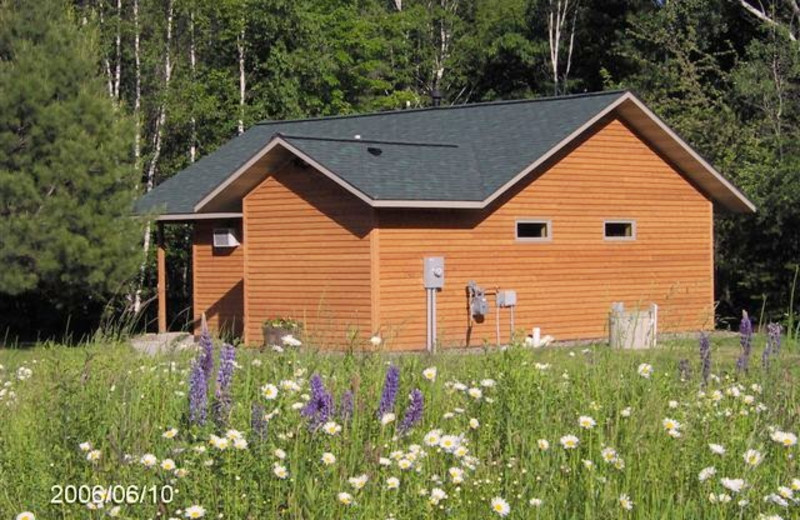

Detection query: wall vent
xmin=213 ymin=228 xmax=240 ymax=248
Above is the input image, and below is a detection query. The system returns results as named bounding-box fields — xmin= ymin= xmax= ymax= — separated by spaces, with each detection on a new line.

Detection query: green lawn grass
xmin=0 ymin=334 xmax=798 ymax=519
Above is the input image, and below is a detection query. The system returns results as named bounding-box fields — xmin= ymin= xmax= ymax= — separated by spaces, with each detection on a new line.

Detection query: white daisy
xmin=321 ymin=452 xmax=336 ymax=466
xmin=160 ymin=459 xmax=176 ymax=471
xmin=162 ymin=428 xmax=178 ymax=439
xmin=322 ymin=421 xmax=342 ymax=436
xmin=184 ymin=505 xmax=205 ymax=519
xmin=273 ymin=464 xmax=289 ymax=479
xmin=261 ymin=384 xmax=279 ymax=400
xmin=337 ymin=492 xmax=353 ymax=505
xmin=386 ymin=477 xmax=400 ymax=490
xmin=721 ymin=478 xmax=746 ymax=493
xmin=348 ymin=474 xmax=368 ymax=490
xmin=619 ymin=494 xmax=634 ymax=510
xmin=637 ymin=363 xmax=653 ymax=378
xmin=578 ymin=415 xmax=596 ymax=429
xmin=560 ymin=434 xmax=579 ymax=449
xmin=491 ymin=496 xmax=510 ymax=517
xmin=743 ymin=449 xmax=763 ymax=467
xmin=538 ymin=439 xmax=550 ymax=450
xmin=86 ymin=450 xmax=101 ymax=463
xmin=422 ymin=367 xmax=437 ymax=381
xmin=698 ymin=466 xmax=716 ymax=482
xmin=140 ymin=454 xmax=157 ymax=467
xmin=709 ymin=443 xmax=726 ymax=455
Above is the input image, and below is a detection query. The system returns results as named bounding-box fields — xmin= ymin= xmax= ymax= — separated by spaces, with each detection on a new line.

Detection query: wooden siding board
xmin=242 ymin=164 xmax=373 ymax=347
xmin=376 ymin=118 xmax=714 ymax=350
xmin=192 ymin=220 xmax=245 ymax=337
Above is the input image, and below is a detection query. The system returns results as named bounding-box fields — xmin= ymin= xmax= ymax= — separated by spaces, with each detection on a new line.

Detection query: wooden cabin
xmin=135 ymin=91 xmax=755 ymax=350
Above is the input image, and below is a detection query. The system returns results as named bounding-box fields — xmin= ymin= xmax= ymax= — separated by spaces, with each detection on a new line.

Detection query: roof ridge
xmin=256 ymin=90 xmax=629 ymax=127
xmin=279 ymin=133 xmax=459 ymax=148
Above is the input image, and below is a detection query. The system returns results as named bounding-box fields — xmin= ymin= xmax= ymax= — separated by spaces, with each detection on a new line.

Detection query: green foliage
xmin=0 ymin=0 xmax=140 ymax=334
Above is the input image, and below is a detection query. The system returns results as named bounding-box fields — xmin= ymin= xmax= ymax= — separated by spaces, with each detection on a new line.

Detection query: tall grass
xmin=0 ymin=335 xmax=798 ymax=519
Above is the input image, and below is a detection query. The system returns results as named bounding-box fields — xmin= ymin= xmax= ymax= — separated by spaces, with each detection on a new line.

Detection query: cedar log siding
xmin=376 ymin=118 xmax=714 ymax=350
xmin=242 ymin=163 xmax=373 ymax=347
xmin=192 ymin=220 xmax=244 ymax=336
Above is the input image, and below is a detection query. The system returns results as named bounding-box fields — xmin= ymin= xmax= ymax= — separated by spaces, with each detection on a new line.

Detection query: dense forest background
xmin=1 ymin=0 xmax=799 ymax=341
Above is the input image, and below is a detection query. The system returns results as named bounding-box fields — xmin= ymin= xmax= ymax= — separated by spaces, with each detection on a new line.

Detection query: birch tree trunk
xmin=547 ymin=0 xmax=579 ymax=95
xmin=190 ymin=9 xmax=197 ymax=163
xmin=113 ymin=0 xmax=121 ymax=100
xmin=429 ymin=0 xmax=459 ymax=94
xmin=97 ymin=2 xmax=114 ymax=98
xmin=237 ymin=24 xmax=246 ymax=135
xmin=133 ymin=0 xmax=174 ymax=315
xmin=737 ymin=0 xmax=799 ymax=41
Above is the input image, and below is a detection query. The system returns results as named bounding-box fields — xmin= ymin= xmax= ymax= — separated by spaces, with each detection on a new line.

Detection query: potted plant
xmin=262 ymin=317 xmax=303 ymax=347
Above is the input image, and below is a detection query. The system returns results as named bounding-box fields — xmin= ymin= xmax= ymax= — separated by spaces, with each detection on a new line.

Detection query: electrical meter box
xmin=497 ymin=290 xmax=517 ymax=307
xmin=423 ymin=257 xmax=445 ymax=289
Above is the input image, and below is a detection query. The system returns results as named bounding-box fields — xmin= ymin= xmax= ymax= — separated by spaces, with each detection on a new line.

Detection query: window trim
xmin=515 ymin=218 xmax=553 ymax=242
xmin=603 ymin=219 xmax=637 ymax=241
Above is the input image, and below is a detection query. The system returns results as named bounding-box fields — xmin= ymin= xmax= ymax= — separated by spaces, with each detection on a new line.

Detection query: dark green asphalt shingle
xmin=134 ymin=90 xmax=627 ymax=214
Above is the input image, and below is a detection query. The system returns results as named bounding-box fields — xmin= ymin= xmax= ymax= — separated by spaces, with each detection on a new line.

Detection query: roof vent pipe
xmin=431 ymin=89 xmax=442 ymax=107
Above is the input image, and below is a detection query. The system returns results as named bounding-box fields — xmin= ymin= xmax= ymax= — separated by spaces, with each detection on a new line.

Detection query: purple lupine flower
xmin=188 ymin=359 xmax=208 ymax=425
xmin=302 ymin=373 xmax=334 ymax=430
xmin=377 ymin=364 xmax=400 ymax=419
xmin=762 ymin=337 xmax=772 ymax=369
xmin=212 ymin=343 xmax=236 ymax=427
xmin=736 ymin=313 xmax=753 ymax=373
xmin=699 ymin=332 xmax=711 ymax=386
xmin=339 ymin=390 xmax=354 ymax=423
xmin=763 ymin=322 xmax=783 ymax=369
xmin=251 ymin=403 xmax=268 ymax=441
xmin=768 ymin=322 xmax=782 ymax=356
xmin=198 ymin=321 xmax=214 ymax=381
xmin=398 ymin=389 xmax=424 ymax=434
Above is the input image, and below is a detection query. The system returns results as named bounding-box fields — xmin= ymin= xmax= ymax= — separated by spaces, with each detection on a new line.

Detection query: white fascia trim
xmin=194 ymin=138 xmax=285 ymax=212
xmin=194 ymin=136 xmax=375 ymax=212
xmin=156 ymin=212 xmax=243 ymax=221
xmin=275 ymin=139 xmax=376 ymax=206
xmin=623 ymin=95 xmax=756 ymax=213
xmin=372 ymin=200 xmax=483 ymax=209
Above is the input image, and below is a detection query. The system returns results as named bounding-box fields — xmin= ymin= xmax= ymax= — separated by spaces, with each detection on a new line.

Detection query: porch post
xmin=157 ymin=222 xmax=167 ymax=333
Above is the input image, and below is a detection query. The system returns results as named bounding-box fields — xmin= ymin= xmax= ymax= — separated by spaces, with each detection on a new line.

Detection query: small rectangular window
xmin=516 ymin=220 xmax=551 ymax=241
xmin=604 ymin=220 xmax=636 ymax=240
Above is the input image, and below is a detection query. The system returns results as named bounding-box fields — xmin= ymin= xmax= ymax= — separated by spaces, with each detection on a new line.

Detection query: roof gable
xmin=134 ymin=90 xmax=755 ymax=217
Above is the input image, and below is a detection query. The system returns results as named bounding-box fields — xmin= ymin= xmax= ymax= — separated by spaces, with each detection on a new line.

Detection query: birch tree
xmin=133 ymin=0 xmax=174 ymax=314
xmin=547 ymin=0 xmax=579 ymax=95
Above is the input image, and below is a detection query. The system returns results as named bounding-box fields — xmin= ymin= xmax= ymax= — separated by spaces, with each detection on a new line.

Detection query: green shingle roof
xmin=134 ymin=90 xmax=632 ymax=215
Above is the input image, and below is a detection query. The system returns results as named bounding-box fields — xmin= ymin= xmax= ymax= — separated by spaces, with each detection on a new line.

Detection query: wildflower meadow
xmin=1 ymin=325 xmax=798 ymax=519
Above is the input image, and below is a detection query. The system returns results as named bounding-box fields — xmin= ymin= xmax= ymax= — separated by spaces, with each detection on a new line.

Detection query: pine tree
xmin=0 ymin=0 xmax=140 ymax=329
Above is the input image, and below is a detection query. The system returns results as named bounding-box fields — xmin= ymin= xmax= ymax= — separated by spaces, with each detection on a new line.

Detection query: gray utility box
xmin=423 ymin=257 xmax=445 ymax=289
xmin=609 ymin=303 xmax=657 ymax=349
xmin=496 ymin=290 xmax=517 ymax=307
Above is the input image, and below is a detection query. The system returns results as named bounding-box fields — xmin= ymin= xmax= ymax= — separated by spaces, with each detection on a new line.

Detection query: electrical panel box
xmin=497 ymin=290 xmax=517 ymax=307
xmin=423 ymin=257 xmax=445 ymax=289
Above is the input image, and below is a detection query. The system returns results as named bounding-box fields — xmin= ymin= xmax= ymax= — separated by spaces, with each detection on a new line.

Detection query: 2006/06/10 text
xmin=51 ymin=485 xmax=174 ymax=505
